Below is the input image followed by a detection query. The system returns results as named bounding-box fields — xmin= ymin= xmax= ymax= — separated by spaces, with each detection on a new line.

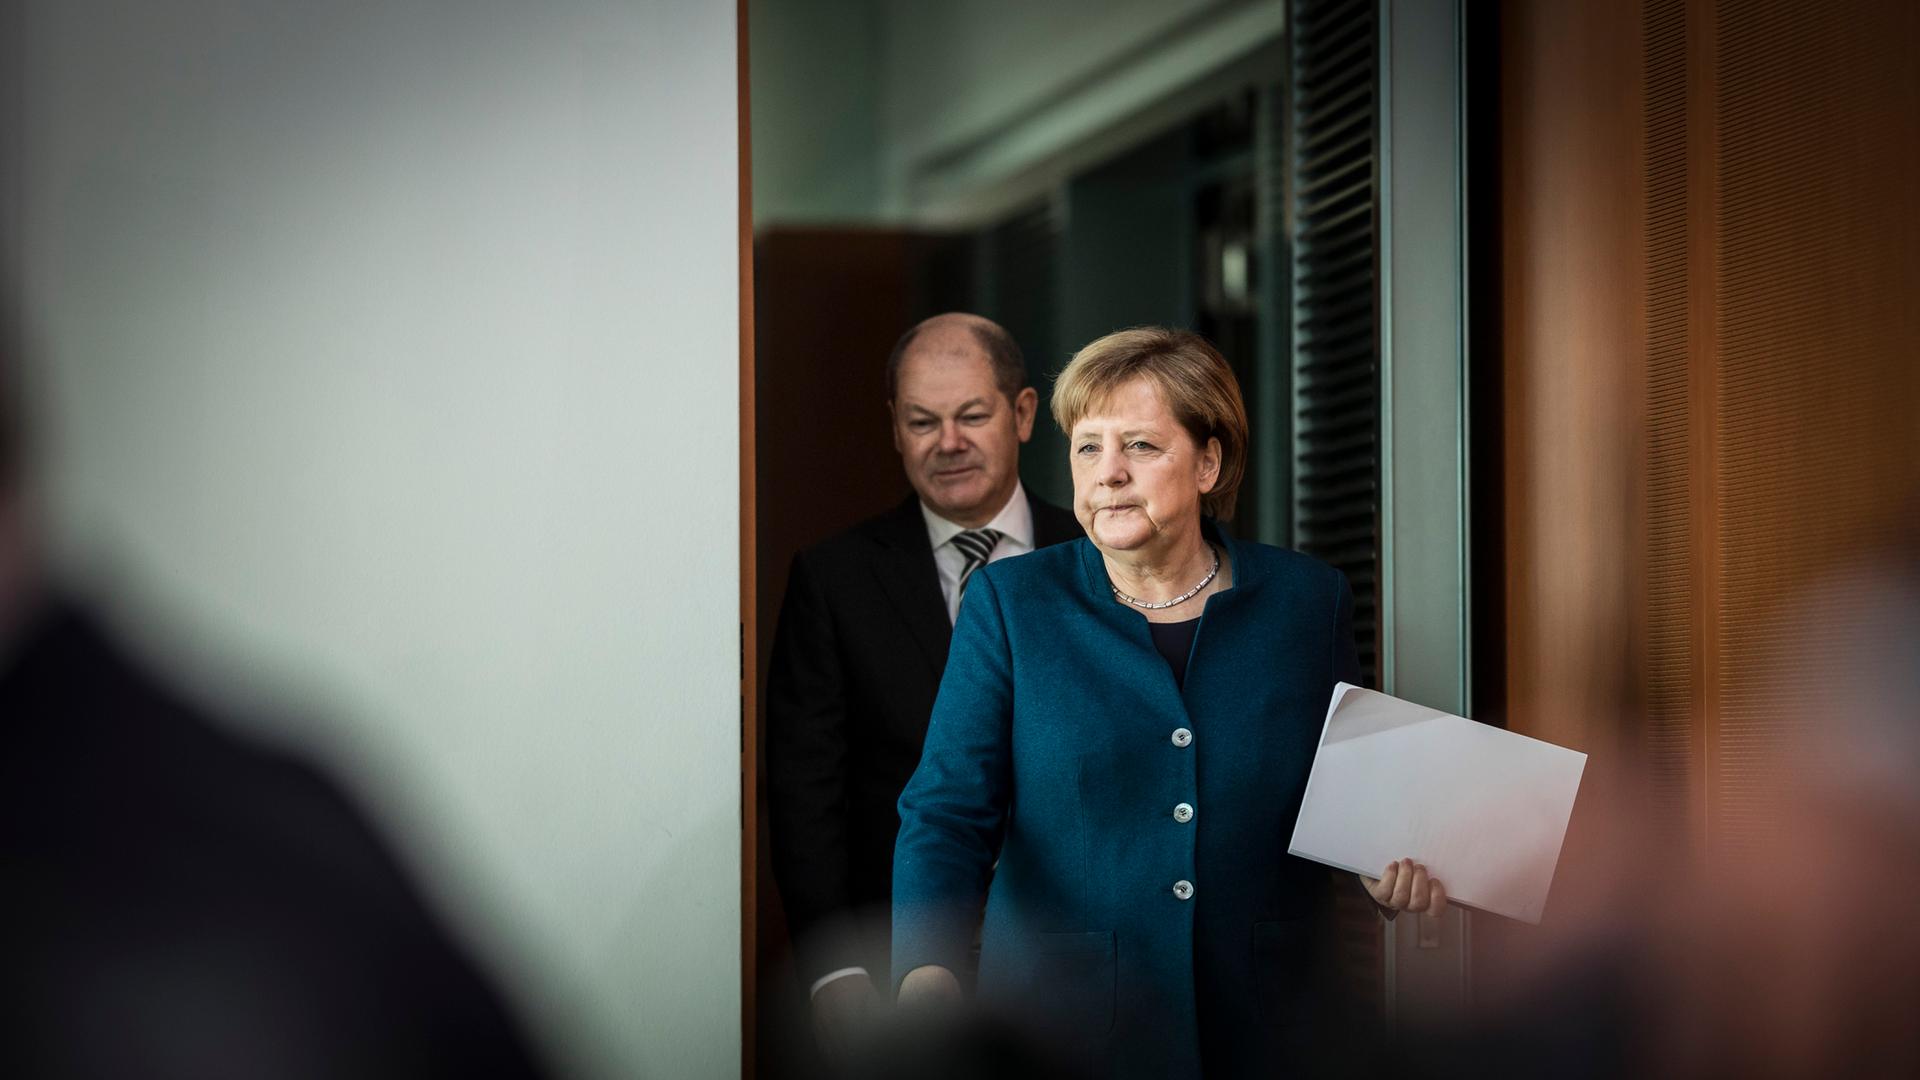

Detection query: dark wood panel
xmin=1493 ymin=0 xmax=1643 ymax=759
xmin=749 ymin=227 xmax=970 ymax=1077
xmin=1479 ymin=0 xmax=1920 ymax=1018
xmin=1708 ymin=0 xmax=1919 ymax=851
xmin=1475 ymin=0 xmax=1649 ymax=1007
xmin=1642 ymin=0 xmax=1696 ymax=843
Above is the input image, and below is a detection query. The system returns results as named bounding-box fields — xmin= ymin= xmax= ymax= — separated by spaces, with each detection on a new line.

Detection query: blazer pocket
xmin=1033 ymin=929 xmax=1116 ymax=1038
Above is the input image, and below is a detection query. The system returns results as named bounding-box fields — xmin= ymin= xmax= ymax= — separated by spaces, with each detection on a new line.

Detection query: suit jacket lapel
xmin=868 ymin=495 xmax=953 ymax=680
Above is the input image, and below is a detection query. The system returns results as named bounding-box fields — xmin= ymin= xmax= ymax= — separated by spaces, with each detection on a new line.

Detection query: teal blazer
xmin=893 ymin=526 xmax=1362 ymax=1078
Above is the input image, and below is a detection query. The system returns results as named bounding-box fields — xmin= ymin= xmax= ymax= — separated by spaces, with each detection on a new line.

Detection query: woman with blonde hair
xmin=891 ymin=327 xmax=1441 ymax=1078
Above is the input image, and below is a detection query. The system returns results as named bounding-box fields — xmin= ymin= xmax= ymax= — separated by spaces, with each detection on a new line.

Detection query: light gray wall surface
xmin=6 ymin=2 xmax=741 ymax=1076
xmin=876 ymin=0 xmax=1215 ymax=210
xmin=751 ymin=0 xmax=884 ymax=224
xmin=752 ymin=0 xmax=1281 ymax=226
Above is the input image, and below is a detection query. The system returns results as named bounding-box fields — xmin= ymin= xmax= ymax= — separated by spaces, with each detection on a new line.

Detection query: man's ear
xmin=888 ymin=399 xmax=902 ymax=453
xmin=1012 ymin=387 xmax=1039 ymax=443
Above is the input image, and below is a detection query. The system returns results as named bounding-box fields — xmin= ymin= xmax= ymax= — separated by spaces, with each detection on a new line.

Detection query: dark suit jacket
xmin=767 ymin=490 xmax=1081 ymax=984
xmin=893 ymin=526 xmax=1363 ymax=1079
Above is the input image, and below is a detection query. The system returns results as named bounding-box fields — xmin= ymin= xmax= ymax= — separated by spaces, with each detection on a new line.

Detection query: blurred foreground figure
xmin=1642 ymin=534 xmax=1920 ymax=1079
xmin=1399 ymin=524 xmax=1920 ymax=1079
xmin=838 ymin=1009 xmax=1076 ymax=1080
xmin=0 ymin=318 xmax=543 ymax=1077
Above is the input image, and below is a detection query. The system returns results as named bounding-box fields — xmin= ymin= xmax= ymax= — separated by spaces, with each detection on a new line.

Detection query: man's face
xmin=889 ymin=341 xmax=1037 ymax=528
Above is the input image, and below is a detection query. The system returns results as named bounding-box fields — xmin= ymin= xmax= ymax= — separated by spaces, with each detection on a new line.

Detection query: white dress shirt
xmin=809 ymin=484 xmax=1035 ymax=1000
xmin=920 ymin=481 xmax=1035 ymax=624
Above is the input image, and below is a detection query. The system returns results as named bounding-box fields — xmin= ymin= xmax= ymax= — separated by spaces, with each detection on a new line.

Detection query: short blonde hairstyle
xmin=1051 ymin=327 xmax=1249 ymax=521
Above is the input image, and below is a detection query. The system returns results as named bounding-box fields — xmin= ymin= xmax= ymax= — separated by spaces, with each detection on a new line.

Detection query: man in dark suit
xmin=767 ymin=313 xmax=1081 ymax=1057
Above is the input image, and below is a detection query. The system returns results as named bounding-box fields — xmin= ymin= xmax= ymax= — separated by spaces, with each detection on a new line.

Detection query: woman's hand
xmin=811 ymin=971 xmax=879 ymax=1063
xmin=896 ymin=964 xmax=962 ymax=1010
xmin=1360 ymin=857 xmax=1448 ymax=915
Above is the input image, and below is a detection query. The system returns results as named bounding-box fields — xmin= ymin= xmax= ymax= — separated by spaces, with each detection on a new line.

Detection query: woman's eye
xmin=1076 ymin=443 xmax=1099 ymax=454
xmin=1128 ymin=441 xmax=1154 ymax=452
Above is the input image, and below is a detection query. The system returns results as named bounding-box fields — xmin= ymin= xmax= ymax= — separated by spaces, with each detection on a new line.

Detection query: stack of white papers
xmin=1287 ymin=683 xmax=1587 ymax=924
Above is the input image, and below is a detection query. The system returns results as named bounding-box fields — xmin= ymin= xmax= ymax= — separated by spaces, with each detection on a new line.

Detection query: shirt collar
xmin=920 ymin=481 xmax=1034 ymax=552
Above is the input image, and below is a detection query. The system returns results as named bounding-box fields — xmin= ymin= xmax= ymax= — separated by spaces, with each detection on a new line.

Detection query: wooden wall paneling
xmin=1681 ymin=0 xmax=1722 ymax=859
xmin=750 ymin=227 xmax=970 ymax=1075
xmin=751 ymin=229 xmax=971 ymax=746
xmin=1475 ymin=0 xmax=1648 ymax=1003
xmin=1707 ymin=0 xmax=1920 ymax=852
xmin=1642 ymin=0 xmax=1699 ymax=846
xmin=1495 ymin=0 xmax=1643 ymax=762
xmin=752 ymin=228 xmax=914 ymax=1030
xmin=1482 ymin=0 xmax=1920 ymax=1010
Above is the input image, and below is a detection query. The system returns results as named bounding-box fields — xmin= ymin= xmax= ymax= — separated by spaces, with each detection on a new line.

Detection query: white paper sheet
xmin=1286 ymin=683 xmax=1587 ymax=924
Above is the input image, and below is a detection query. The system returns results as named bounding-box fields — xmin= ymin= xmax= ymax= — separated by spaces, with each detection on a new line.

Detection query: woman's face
xmin=1068 ymin=377 xmax=1220 ymax=557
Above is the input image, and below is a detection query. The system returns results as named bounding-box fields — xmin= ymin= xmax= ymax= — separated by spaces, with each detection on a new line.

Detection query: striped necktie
xmin=951 ymin=527 xmax=1002 ymax=600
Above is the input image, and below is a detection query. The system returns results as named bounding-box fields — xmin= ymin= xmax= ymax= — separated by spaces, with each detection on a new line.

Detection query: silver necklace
xmin=1110 ymin=545 xmax=1220 ymax=610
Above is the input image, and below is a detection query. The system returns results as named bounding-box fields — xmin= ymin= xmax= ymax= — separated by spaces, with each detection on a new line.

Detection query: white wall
xmin=7 ymin=2 xmax=741 ymax=1076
